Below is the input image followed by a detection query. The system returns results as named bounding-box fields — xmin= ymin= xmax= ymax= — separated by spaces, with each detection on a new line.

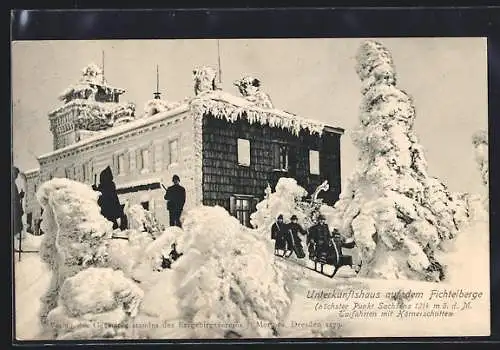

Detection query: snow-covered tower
xmin=48 ymin=63 xmax=136 ymax=150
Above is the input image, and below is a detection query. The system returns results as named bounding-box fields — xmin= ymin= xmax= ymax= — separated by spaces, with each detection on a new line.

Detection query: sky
xmin=11 ymin=38 xmax=488 ymax=195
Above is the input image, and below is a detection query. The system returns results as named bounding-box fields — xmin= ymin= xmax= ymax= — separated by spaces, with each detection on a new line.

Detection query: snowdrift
xmin=171 ymin=206 xmax=292 ymax=338
xmin=46 ymin=267 xmax=144 ymax=340
xmin=36 ymin=178 xmax=114 ymax=330
xmin=35 ymin=178 xmax=147 ymax=339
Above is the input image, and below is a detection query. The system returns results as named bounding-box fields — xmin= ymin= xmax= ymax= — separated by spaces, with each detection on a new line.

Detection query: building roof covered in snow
xmin=191 ymin=90 xmax=344 ymax=136
xmin=38 ymin=104 xmax=190 ymax=161
xmin=50 ymin=63 xmax=129 ymax=118
xmin=24 ymin=168 xmax=40 ymax=177
xmin=38 ymin=88 xmax=343 ymax=161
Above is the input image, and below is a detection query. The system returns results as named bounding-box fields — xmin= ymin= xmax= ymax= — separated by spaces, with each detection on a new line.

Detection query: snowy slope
xmin=14 ymin=254 xmax=52 ymax=340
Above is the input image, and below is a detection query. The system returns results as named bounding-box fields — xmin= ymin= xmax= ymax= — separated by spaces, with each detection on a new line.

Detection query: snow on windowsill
xmin=115 ymin=177 xmax=163 ymax=190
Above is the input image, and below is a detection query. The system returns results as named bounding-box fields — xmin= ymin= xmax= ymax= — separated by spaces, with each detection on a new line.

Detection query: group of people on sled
xmin=271 ymin=213 xmax=359 ymax=274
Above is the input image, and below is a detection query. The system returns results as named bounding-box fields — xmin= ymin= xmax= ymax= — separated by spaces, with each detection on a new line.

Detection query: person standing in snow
xmin=163 ymin=175 xmax=186 ymax=228
xmin=271 ymin=214 xmax=288 ymax=252
xmin=12 ymin=166 xmax=24 ymax=238
xmin=286 ymin=215 xmax=306 ymax=258
xmin=92 ymin=166 xmax=123 ymax=230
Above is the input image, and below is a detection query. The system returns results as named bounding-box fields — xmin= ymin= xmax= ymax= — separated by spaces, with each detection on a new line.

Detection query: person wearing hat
xmin=307 ymin=214 xmax=332 ymax=261
xmin=286 ymin=215 xmax=307 ymax=258
xmin=163 ymin=175 xmax=186 ymax=228
xmin=271 ymin=214 xmax=288 ymax=254
xmin=92 ymin=166 xmax=123 ymax=230
xmin=331 ymin=228 xmax=356 ymax=268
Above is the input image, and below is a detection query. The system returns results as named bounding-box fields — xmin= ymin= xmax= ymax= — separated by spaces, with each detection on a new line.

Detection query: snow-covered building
xmin=48 ymin=63 xmax=136 ymax=150
xmin=23 ymin=167 xmax=41 ymax=233
xmin=27 ymin=65 xmax=344 ymax=228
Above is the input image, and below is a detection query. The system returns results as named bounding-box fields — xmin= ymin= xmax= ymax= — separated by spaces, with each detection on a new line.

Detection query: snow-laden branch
xmin=472 ymin=130 xmax=488 ymax=187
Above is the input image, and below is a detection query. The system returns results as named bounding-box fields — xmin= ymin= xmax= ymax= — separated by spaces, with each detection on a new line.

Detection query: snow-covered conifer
xmin=472 ymin=130 xmax=488 ymax=187
xmin=330 ymin=40 xmax=464 ymax=281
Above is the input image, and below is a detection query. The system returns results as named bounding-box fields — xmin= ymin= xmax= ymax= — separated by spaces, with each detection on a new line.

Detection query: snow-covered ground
xmin=14 ymin=233 xmax=43 ymax=252
xmin=14 ymin=253 xmax=51 ymax=340
xmin=14 ymin=216 xmax=489 ymax=340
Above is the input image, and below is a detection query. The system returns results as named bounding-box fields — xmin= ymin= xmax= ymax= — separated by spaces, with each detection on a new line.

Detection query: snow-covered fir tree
xmin=472 ymin=130 xmax=488 ymax=187
xmin=250 ymin=178 xmax=316 ymax=232
xmin=329 ymin=40 xmax=465 ymax=282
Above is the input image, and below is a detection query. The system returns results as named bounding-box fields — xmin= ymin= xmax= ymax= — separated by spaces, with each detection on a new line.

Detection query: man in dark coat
xmin=286 ymin=215 xmax=306 ymax=258
xmin=271 ymin=214 xmax=288 ymax=253
xmin=164 ymin=175 xmax=186 ymax=228
xmin=307 ymin=214 xmax=335 ymax=262
xmin=331 ymin=229 xmax=356 ymax=267
xmin=12 ymin=167 xmax=24 ymax=237
xmin=92 ymin=166 xmax=123 ymax=230
xmin=308 ymin=214 xmax=357 ymax=268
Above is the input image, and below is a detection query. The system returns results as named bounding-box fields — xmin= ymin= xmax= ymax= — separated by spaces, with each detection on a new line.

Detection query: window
xmin=230 ymin=195 xmax=257 ymax=227
xmin=117 ymin=154 xmax=125 ymax=175
xmin=142 ymin=149 xmax=150 ymax=171
xmin=272 ymin=143 xmax=289 ymax=171
xmin=82 ymin=163 xmax=87 ymax=181
xmin=169 ymin=139 xmax=179 ymax=165
xmin=141 ymin=201 xmax=150 ymax=211
xmin=237 ymin=138 xmax=251 ymax=166
xmin=309 ymin=150 xmax=320 ymax=175
xmin=137 ymin=148 xmax=150 ymax=172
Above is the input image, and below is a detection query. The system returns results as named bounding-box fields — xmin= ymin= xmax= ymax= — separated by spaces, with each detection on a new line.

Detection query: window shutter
xmin=81 ymin=163 xmax=86 ymax=181
xmin=163 ymin=140 xmax=170 ymax=168
xmin=136 ymin=149 xmax=143 ymax=171
xmin=272 ymin=143 xmax=280 ymax=169
xmin=170 ymin=139 xmax=179 ymax=165
xmin=288 ymin=146 xmax=297 ymax=175
xmin=90 ymin=161 xmax=96 ymax=185
xmin=252 ymin=197 xmax=259 ymax=213
xmin=112 ymin=154 xmax=118 ymax=174
xmin=124 ymin=152 xmax=130 ymax=173
xmin=77 ymin=165 xmax=83 ymax=182
xmin=229 ymin=195 xmax=236 ymax=215
xmin=149 ymin=143 xmax=154 ymax=171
